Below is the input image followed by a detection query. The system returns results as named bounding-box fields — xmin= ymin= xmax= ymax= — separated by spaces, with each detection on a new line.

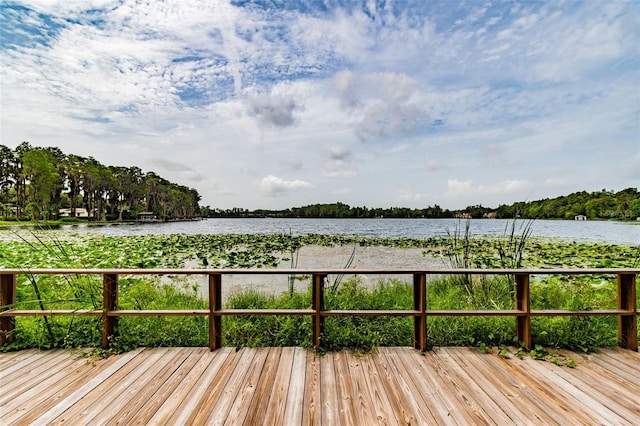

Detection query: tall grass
xmin=7 ymin=228 xmax=102 ymax=348
xmin=9 ymin=272 xmax=623 ymax=353
xmin=442 ymin=218 xmax=534 ymax=309
xmin=1 ymin=225 xmax=635 ymax=353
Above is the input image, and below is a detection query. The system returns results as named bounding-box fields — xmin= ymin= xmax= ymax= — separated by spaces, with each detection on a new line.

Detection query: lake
xmin=57 ymin=218 xmax=639 ymax=245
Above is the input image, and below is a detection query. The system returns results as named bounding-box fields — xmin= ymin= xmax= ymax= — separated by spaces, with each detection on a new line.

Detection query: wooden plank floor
xmin=1 ymin=346 xmax=639 ymax=425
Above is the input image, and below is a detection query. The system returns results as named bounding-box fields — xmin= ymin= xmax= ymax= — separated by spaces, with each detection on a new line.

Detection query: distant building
xmin=59 ymin=208 xmax=89 ymax=218
xmin=574 ymin=214 xmax=587 ymax=221
xmin=483 ymin=212 xmax=498 ymax=219
xmin=137 ymin=212 xmax=158 ymax=222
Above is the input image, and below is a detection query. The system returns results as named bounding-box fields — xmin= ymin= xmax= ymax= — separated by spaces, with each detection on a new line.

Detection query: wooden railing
xmin=0 ymin=268 xmax=637 ymax=351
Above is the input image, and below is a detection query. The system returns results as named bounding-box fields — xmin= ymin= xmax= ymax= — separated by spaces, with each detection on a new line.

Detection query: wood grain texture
xmin=1 ymin=346 xmax=639 ymax=425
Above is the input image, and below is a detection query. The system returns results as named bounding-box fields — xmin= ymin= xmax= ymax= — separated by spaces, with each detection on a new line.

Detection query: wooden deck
xmin=1 ymin=346 xmax=639 ymax=425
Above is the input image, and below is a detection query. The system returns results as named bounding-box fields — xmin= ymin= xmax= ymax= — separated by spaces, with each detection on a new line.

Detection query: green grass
xmin=2 ymin=273 xmax=635 ymax=354
xmin=0 ymin=219 xmax=69 ymax=227
xmin=0 ymin=229 xmax=637 ymax=354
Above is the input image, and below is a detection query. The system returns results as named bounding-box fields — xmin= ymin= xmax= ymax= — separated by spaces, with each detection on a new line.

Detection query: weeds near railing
xmin=8 ymin=227 xmax=103 ymax=348
xmin=496 ymin=219 xmax=534 ymax=269
xmin=631 ymin=246 xmax=640 ymax=268
xmin=328 ymin=244 xmax=357 ymax=295
xmin=444 ymin=219 xmax=475 ymax=303
xmin=287 ymin=229 xmax=301 ymax=297
xmin=443 ymin=218 xmax=534 ymax=309
xmin=1 ymin=226 xmax=636 ymax=353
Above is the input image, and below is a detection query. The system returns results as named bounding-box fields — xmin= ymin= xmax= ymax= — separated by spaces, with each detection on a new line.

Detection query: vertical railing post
xmin=618 ymin=273 xmax=637 ymax=351
xmin=413 ymin=273 xmax=427 ymax=351
xmin=312 ymin=273 xmax=326 ymax=349
xmin=102 ymin=273 xmax=118 ymax=349
xmin=209 ymin=273 xmax=222 ymax=351
xmin=515 ymin=273 xmax=531 ymax=350
xmin=0 ymin=273 xmax=17 ymax=345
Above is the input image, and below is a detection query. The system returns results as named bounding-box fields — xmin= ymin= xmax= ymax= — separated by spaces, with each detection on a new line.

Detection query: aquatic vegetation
xmin=1 ymin=228 xmax=637 ymax=270
xmin=0 ymin=229 xmax=637 ymax=352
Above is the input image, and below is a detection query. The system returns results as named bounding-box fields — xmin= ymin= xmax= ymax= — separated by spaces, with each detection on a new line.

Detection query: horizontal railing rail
xmin=0 ymin=268 xmax=637 ymax=351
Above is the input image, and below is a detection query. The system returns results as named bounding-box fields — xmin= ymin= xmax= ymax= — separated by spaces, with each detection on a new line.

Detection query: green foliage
xmin=4 ymin=316 xmax=102 ymax=351
xmin=499 ymin=188 xmax=639 ymax=220
xmin=528 ymin=344 xmax=577 ymax=367
xmin=323 ymin=279 xmax=414 ymax=351
xmin=0 ymin=142 xmax=201 ymax=222
xmin=439 ymin=218 xmax=532 ymax=309
xmin=531 ymin=275 xmax=619 ymax=351
xmin=113 ymin=316 xmax=209 ymax=351
xmin=205 ymin=188 xmax=639 ymax=220
xmin=426 ymin=316 xmax=515 ymax=348
xmin=221 ymin=278 xmax=415 ymax=351
xmin=223 ymin=289 xmax=312 ymax=348
xmin=0 ymin=229 xmax=637 ymax=353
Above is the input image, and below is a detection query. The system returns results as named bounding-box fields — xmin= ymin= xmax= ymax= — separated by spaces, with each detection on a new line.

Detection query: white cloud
xmin=331 ymin=71 xmax=430 ymax=141
xmin=258 ymin=175 xmax=312 ymax=197
xmin=246 ymin=94 xmax=302 ymax=128
xmin=481 ymin=144 xmax=517 ymax=166
xmin=447 ymin=179 xmax=475 ymax=197
xmin=323 ymin=161 xmax=357 ymax=178
xmin=322 ymin=144 xmax=356 ymax=178
xmin=333 ymin=187 xmax=351 ymax=195
xmin=282 ymin=158 xmax=303 ymax=170
xmin=396 ymin=190 xmax=427 ymax=203
xmin=150 ymin=158 xmax=207 ymax=182
xmin=325 ymin=145 xmax=352 ymax=161
xmin=447 ymin=179 xmax=533 ymax=198
xmin=1 ymin=0 xmax=637 ymax=210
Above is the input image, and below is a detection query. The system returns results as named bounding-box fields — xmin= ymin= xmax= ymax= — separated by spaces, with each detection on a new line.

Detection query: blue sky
xmin=1 ymin=0 xmax=638 ymax=210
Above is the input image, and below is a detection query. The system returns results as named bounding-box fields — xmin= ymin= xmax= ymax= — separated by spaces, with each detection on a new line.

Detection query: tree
xmin=21 ymin=149 xmax=62 ymax=220
xmin=64 ymin=154 xmax=87 ymax=217
xmin=0 ymin=144 xmax=16 ymax=208
xmin=12 ymin=141 xmax=33 ymax=218
xmin=629 ymin=197 xmax=640 ymax=219
xmin=0 ymin=143 xmax=203 ymax=222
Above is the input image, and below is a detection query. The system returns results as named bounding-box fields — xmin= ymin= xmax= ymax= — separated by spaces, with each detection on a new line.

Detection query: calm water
xmin=59 ymin=218 xmax=639 ymax=245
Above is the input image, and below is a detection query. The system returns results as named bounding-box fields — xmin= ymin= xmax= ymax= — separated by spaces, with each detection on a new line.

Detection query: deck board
xmin=284 ymin=347 xmax=308 ymax=425
xmin=245 ymin=348 xmax=283 ymax=425
xmin=302 ymin=349 xmax=321 ymax=426
xmin=106 ymin=347 xmax=194 ymax=425
xmin=189 ymin=348 xmax=243 ymax=425
xmin=441 ymin=347 xmax=533 ymax=424
xmin=1 ymin=346 xmax=639 ymax=425
xmin=377 ymin=347 xmax=440 ymax=424
xmin=1 ymin=350 xmax=75 ymax=404
xmin=50 ymin=348 xmax=159 ymax=425
xmin=424 ymin=348 xmax=493 ymax=425
xmin=319 ymin=350 xmax=339 ymax=424
xmin=333 ymin=351 xmax=359 ymax=424
xmin=226 ymin=346 xmax=270 ymax=425
xmin=166 ymin=348 xmax=232 ymax=425
xmin=454 ymin=346 xmax=561 ymax=425
xmin=125 ymin=348 xmax=205 ymax=424
xmin=263 ymin=347 xmax=294 ymax=425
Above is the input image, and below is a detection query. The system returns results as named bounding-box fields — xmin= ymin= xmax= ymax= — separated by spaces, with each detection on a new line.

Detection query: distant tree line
xmin=496 ymin=188 xmax=640 ymax=220
xmin=201 ymin=188 xmax=640 ymax=220
xmin=0 ymin=142 xmax=201 ymax=221
xmin=3 ymin=141 xmax=636 ymax=223
xmin=201 ymin=202 xmax=451 ymax=219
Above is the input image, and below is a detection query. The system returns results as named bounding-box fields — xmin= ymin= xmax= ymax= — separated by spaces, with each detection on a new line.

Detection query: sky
xmin=1 ymin=0 xmax=639 ymax=210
